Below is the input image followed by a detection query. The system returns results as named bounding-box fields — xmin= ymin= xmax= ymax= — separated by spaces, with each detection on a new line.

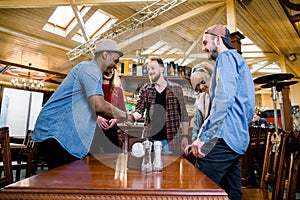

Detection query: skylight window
xmin=49 ymin=6 xmax=81 ymax=28
xmin=79 ymin=11 xmax=109 ymax=37
xmin=43 ymin=6 xmax=90 ymax=37
xmin=72 ymin=10 xmax=117 ymax=43
xmin=43 ymin=6 xmax=117 ymax=43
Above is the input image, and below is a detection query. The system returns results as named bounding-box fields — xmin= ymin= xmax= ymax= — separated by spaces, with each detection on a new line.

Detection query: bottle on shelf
xmin=174 ymin=63 xmax=179 ymax=76
xmin=169 ymin=61 xmax=175 ymax=76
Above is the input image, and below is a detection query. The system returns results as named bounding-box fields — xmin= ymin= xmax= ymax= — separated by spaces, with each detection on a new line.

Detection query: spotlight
xmin=288 ymin=54 xmax=296 ymax=62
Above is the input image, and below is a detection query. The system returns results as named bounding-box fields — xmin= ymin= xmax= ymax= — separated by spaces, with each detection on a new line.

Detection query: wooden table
xmin=0 ymin=154 xmax=228 ymax=199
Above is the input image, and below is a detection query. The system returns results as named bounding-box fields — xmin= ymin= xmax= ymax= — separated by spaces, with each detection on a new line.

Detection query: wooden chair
xmin=245 ymin=126 xmax=269 ymax=187
xmin=16 ymin=130 xmax=40 ymax=178
xmin=243 ymin=131 xmax=299 ymax=200
xmin=274 ymin=131 xmax=300 ymax=200
xmin=0 ymin=135 xmax=26 ymax=182
xmin=242 ymin=130 xmax=283 ymax=199
xmin=0 ymin=127 xmax=13 ymax=188
xmin=0 ymin=130 xmax=39 ymax=182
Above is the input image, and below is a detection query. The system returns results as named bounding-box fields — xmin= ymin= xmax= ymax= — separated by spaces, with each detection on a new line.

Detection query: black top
xmin=150 ymin=88 xmax=167 ymax=140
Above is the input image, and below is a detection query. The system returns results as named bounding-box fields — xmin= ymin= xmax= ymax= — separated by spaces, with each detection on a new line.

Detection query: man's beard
xmin=150 ymin=73 xmax=160 ymax=83
xmin=209 ymin=47 xmax=218 ymax=61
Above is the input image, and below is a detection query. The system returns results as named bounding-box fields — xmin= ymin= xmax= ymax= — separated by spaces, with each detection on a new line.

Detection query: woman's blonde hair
xmin=190 ymin=61 xmax=214 ymax=90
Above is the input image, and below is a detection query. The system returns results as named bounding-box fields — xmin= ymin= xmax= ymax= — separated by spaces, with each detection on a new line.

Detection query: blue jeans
xmin=195 ymin=138 xmax=242 ymax=200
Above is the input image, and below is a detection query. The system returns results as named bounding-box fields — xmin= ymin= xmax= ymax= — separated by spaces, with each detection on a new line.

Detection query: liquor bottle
xmin=174 ymin=63 xmax=179 ymax=76
xmin=169 ymin=62 xmax=175 ymax=76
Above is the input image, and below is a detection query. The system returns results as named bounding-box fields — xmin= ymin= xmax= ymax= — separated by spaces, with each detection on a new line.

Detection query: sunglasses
xmin=204 ymin=30 xmax=220 ymax=37
xmin=192 ymin=66 xmax=209 ymax=74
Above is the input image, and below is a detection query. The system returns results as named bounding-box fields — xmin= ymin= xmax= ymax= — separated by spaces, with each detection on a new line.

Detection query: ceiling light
xmin=288 ymin=54 xmax=296 ymax=62
xmin=11 ymin=78 xmax=44 ymax=89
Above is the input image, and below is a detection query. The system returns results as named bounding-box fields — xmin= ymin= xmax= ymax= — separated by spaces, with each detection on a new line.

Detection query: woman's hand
xmin=97 ymin=116 xmax=110 ymax=130
xmin=97 ymin=116 xmax=118 ymax=130
xmin=107 ymin=118 xmax=117 ymax=129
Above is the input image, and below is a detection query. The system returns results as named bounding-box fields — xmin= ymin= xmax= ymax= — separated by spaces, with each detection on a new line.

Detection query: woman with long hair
xmin=91 ymin=66 xmax=126 ymax=153
xmin=184 ymin=61 xmax=213 ymax=162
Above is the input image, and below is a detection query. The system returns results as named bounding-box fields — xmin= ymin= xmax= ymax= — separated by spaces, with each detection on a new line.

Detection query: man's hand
xmin=184 ymin=144 xmax=192 ymax=156
xmin=191 ymin=138 xmax=206 ymax=158
xmin=125 ymin=112 xmax=135 ymax=126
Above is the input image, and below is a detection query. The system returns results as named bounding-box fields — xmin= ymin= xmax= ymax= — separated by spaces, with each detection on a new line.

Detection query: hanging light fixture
xmin=10 ymin=63 xmax=45 ymax=90
xmin=136 ymin=23 xmax=148 ymax=64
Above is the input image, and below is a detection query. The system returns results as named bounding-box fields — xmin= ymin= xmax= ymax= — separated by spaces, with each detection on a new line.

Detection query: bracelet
xmin=125 ymin=112 xmax=128 ymax=120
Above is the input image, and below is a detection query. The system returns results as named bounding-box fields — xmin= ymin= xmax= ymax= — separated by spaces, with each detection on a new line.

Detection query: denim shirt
xmin=33 ymin=60 xmax=103 ymax=158
xmin=198 ymin=50 xmax=255 ymax=155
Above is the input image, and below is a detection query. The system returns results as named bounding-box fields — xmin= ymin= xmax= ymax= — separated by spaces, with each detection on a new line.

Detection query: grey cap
xmin=93 ymin=39 xmax=124 ymax=56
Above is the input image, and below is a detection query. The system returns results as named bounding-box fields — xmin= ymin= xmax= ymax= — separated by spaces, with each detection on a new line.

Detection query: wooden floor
xmin=242 ymin=188 xmax=272 ymax=200
xmin=242 ymin=188 xmax=300 ymax=200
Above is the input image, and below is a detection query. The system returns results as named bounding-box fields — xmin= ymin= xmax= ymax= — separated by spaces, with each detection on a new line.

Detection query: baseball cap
xmin=93 ymin=39 xmax=124 ymax=56
xmin=205 ymin=25 xmax=236 ymax=49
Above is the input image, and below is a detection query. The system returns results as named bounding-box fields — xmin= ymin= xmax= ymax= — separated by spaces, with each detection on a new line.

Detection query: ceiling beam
xmin=123 ymin=51 xmax=273 ymax=60
xmin=242 ymin=52 xmax=279 ymax=59
xmin=0 ymin=26 xmax=71 ymax=51
xmin=179 ymin=6 xmax=225 ymax=65
xmin=250 ymin=59 xmax=278 ymax=74
xmin=67 ymin=0 xmax=187 ymax=60
xmin=0 ymin=0 xmax=157 ymax=8
xmin=118 ymin=2 xmax=225 ymax=49
xmin=237 ymin=1 xmax=292 ymax=75
xmin=226 ymin=0 xmax=237 ymax=32
xmin=236 ymin=2 xmax=282 ymax=55
xmin=0 ymin=60 xmax=67 ymax=78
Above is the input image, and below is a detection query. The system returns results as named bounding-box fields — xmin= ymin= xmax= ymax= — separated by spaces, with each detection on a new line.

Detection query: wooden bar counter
xmin=0 ymin=153 xmax=228 ymax=199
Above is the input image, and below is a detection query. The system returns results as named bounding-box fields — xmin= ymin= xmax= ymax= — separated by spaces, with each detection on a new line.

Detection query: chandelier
xmin=136 ymin=49 xmax=148 ymax=64
xmin=10 ymin=64 xmax=45 ymax=89
xmin=11 ymin=77 xmax=44 ymax=89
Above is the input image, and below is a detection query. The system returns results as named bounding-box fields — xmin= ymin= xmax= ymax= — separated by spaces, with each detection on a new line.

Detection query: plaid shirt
xmin=135 ymin=80 xmax=189 ymax=150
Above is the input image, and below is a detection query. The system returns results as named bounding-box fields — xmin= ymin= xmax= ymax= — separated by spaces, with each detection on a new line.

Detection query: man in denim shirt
xmin=190 ymin=25 xmax=255 ymax=200
xmin=33 ymin=39 xmax=133 ymax=169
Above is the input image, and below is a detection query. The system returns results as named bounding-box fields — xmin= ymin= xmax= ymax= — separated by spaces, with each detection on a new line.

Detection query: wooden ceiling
xmin=0 ymin=0 xmax=299 ymax=91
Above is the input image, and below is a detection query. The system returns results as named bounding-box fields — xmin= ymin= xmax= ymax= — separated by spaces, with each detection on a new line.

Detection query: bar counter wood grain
xmin=0 ymin=154 xmax=228 ymax=199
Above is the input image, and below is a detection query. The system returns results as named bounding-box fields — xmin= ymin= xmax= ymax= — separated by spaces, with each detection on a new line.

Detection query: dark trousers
xmin=195 ymin=138 xmax=242 ymax=200
xmin=39 ymin=138 xmax=79 ymax=170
